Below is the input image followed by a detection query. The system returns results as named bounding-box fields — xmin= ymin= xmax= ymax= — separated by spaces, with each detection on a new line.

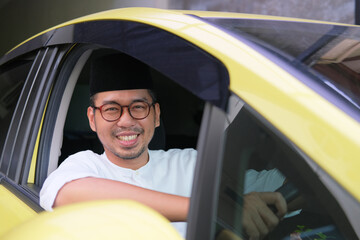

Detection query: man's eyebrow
xmin=102 ymin=98 xmax=150 ymax=105
xmin=101 ymin=100 xmax=119 ymax=105
xmin=132 ymin=97 xmax=150 ymax=103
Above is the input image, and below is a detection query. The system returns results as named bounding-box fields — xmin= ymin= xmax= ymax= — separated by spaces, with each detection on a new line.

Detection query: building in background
xmin=0 ymin=0 xmax=355 ymax=56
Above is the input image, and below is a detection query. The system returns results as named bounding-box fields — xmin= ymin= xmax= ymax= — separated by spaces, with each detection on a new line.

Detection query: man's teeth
xmin=117 ymin=135 xmax=137 ymax=141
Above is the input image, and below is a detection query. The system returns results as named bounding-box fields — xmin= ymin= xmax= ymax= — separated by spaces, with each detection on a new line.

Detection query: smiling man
xmin=88 ymin=90 xmax=159 ymax=169
xmin=40 ymin=52 xmax=287 ymax=239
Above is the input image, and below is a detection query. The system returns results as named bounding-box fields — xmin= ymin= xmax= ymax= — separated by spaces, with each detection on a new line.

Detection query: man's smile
xmin=116 ymin=134 xmax=138 ymax=141
xmin=113 ymin=128 xmax=144 ymax=148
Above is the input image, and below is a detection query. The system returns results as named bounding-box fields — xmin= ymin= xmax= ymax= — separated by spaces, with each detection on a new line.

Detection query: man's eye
xmin=134 ymin=105 xmax=145 ymax=109
xmin=131 ymin=104 xmax=146 ymax=110
xmin=104 ymin=106 xmax=119 ymax=112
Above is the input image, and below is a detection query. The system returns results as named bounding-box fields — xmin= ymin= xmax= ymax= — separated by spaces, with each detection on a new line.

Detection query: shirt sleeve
xmin=39 ymin=151 xmax=100 ymax=211
xmin=243 ymin=169 xmax=285 ymax=194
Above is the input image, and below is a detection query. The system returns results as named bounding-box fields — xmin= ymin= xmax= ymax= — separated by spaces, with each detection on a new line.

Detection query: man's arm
xmin=55 ymin=177 xmax=287 ymax=239
xmin=54 ymin=177 xmax=189 ymax=222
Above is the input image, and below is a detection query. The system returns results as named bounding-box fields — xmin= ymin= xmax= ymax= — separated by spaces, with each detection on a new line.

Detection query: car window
xmin=59 ymin=48 xmax=204 ymax=156
xmin=212 ymin=94 xmax=356 ymax=240
xmin=41 ymin=47 xmax=205 ymax=182
xmin=205 ymin=18 xmax=360 ymax=122
xmin=0 ymin=56 xmax=34 ymax=159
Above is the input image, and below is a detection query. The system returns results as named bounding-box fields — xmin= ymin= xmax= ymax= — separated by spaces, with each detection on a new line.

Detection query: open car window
xmin=212 ymin=94 xmax=357 ymax=240
xmin=41 ymin=47 xmax=205 ymax=182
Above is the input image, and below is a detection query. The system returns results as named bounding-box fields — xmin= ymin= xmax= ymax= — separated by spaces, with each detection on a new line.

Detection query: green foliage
xmin=292 ymin=225 xmax=335 ymax=240
xmin=294 ymin=225 xmax=312 ymax=233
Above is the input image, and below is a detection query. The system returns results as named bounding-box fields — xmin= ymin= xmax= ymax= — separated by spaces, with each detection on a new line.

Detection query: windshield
xmin=205 ymin=18 xmax=360 ymax=120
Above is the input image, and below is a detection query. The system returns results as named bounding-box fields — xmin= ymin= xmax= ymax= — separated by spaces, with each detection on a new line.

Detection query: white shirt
xmin=40 ymin=149 xmax=196 ymax=237
xmin=40 ymin=148 xmax=284 ymax=238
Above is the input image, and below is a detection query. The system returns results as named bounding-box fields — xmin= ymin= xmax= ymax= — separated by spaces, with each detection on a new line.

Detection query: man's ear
xmin=87 ymin=106 xmax=97 ymax=132
xmin=154 ymin=103 xmax=160 ymax=128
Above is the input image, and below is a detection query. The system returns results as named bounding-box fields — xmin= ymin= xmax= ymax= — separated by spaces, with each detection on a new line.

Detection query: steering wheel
xmin=275 ymin=181 xmax=300 ymax=204
xmin=268 ymin=182 xmax=338 ymax=240
xmin=268 ymin=181 xmax=300 ymax=214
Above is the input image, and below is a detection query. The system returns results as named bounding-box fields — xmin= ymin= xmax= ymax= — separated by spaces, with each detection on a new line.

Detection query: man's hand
xmin=242 ymin=192 xmax=287 ymax=240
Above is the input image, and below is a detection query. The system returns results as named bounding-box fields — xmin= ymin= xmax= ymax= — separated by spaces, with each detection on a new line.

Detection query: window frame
xmin=27 ymin=19 xmax=230 ymax=187
xmin=36 ymin=44 xmax=95 ymax=186
xmin=186 ymin=103 xmax=228 ymax=240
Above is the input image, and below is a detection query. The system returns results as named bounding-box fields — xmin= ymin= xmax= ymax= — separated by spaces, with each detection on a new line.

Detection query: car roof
xmin=6 ymin=7 xmax=356 ymax=55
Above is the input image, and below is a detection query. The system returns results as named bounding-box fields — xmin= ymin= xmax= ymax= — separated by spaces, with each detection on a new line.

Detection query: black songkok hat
xmin=89 ymin=53 xmax=153 ymax=96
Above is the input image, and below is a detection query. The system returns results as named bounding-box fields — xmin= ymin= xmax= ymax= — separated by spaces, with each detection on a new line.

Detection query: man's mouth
xmin=116 ymin=135 xmax=138 ymax=141
xmin=113 ymin=128 xmax=144 ymax=147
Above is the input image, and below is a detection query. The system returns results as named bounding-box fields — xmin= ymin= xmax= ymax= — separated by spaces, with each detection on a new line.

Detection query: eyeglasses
xmin=92 ymin=100 xmax=155 ymax=122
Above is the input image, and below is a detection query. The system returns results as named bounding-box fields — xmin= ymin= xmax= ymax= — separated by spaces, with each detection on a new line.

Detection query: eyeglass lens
xmin=100 ymin=101 xmax=151 ymax=121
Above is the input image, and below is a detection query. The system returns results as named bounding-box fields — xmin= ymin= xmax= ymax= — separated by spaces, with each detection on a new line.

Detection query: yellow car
xmin=0 ymin=7 xmax=359 ymax=240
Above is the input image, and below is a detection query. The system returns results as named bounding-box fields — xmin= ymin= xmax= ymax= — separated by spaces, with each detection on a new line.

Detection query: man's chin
xmin=117 ymin=154 xmax=140 ymax=160
xmin=115 ymin=147 xmax=146 ymax=160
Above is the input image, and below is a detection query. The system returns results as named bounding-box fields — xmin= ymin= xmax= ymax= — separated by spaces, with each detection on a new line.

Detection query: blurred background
xmin=0 ymin=0 xmax=357 ymax=56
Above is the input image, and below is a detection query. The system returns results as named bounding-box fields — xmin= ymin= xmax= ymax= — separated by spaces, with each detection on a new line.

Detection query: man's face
xmin=87 ymin=89 xmax=160 ymax=163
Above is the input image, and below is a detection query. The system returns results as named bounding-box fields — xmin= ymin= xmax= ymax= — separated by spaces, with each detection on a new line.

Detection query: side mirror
xmin=2 ymin=200 xmax=183 ymax=240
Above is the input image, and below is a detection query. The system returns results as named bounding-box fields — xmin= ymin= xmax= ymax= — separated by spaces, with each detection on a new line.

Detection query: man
xmin=40 ymin=52 xmax=287 ymax=239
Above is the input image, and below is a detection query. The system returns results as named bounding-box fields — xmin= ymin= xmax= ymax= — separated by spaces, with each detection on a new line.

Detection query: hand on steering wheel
xmin=242 ymin=181 xmax=300 ymax=239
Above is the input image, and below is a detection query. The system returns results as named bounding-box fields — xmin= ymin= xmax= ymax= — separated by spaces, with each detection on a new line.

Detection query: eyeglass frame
xmin=91 ymin=100 xmax=156 ymax=122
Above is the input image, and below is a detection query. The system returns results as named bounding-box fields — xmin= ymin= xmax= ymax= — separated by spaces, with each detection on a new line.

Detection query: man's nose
xmin=116 ymin=107 xmax=135 ymax=127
